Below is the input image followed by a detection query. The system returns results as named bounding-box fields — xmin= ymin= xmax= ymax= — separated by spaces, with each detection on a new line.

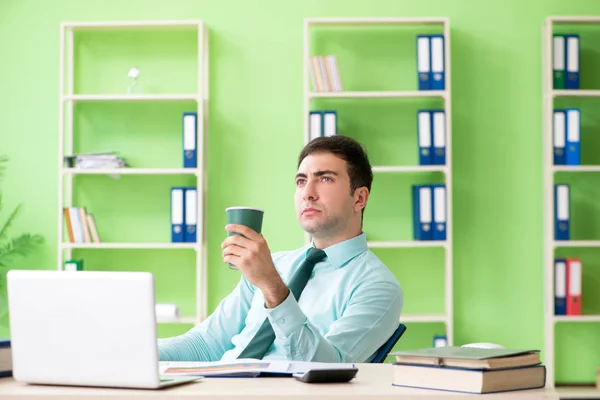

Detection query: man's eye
xmin=296 ymin=179 xmax=306 ymax=185
xmin=322 ymin=176 xmax=332 ymax=182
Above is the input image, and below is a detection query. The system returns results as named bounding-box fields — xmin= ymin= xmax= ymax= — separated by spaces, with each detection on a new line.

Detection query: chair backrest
xmin=371 ymin=323 xmax=407 ymax=363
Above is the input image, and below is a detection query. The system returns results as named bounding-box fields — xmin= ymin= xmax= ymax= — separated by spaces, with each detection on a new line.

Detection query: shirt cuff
xmin=265 ymin=291 xmax=306 ymax=339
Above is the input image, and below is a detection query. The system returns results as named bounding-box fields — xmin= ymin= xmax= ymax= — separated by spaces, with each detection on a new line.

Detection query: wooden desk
xmin=0 ymin=363 xmax=559 ymax=400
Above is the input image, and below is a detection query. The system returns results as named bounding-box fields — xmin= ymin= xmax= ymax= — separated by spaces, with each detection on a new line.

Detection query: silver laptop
xmin=7 ymin=269 xmax=200 ymax=389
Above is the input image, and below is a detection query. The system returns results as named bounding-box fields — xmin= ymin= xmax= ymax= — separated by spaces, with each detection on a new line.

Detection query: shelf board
xmin=308 ymin=90 xmax=447 ymax=99
xmin=63 ymin=94 xmax=200 ymax=102
xmin=555 ymin=386 xmax=600 ymax=399
xmin=62 ymin=20 xmax=204 ymax=30
xmin=552 ymin=90 xmax=600 ymax=98
xmin=554 ymin=315 xmax=600 ymax=323
xmin=549 ymin=16 xmax=600 ymax=24
xmin=306 ymin=17 xmax=448 ymax=25
xmin=63 ymin=168 xmax=198 ymax=176
xmin=372 ymin=166 xmax=447 ymax=173
xmin=553 ymin=166 xmax=600 ymax=173
xmin=554 ymin=241 xmax=600 ymax=248
xmin=61 ymin=243 xmax=198 ymax=250
xmin=401 ymin=314 xmax=448 ymax=323
xmin=368 ymin=241 xmax=447 ymax=249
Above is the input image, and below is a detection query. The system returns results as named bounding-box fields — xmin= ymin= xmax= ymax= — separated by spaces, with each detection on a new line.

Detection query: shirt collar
xmin=304 ymin=232 xmax=368 ymax=269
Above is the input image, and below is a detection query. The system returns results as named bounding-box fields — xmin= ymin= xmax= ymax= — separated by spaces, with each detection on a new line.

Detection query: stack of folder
xmin=553 ymin=108 xmax=580 ymax=165
xmin=412 ymin=184 xmax=446 ymax=241
xmin=170 ymin=186 xmax=198 ymax=243
xmin=554 ymin=257 xmax=582 ymax=316
xmin=308 ymin=110 xmax=337 ymax=141
xmin=553 ymin=34 xmax=580 ymax=89
xmin=417 ymin=109 xmax=446 ymax=165
xmin=389 ymin=346 xmax=546 ymax=394
xmin=417 ymin=34 xmax=445 ymax=90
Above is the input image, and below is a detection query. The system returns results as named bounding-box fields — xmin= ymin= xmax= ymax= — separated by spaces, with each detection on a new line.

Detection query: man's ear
xmin=353 ymin=187 xmax=369 ymax=212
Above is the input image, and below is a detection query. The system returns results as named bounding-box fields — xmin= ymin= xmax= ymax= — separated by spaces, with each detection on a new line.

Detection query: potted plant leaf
xmin=0 ymin=155 xmax=44 ymax=320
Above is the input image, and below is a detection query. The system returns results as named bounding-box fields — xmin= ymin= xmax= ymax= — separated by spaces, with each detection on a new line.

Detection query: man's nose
xmin=303 ymin=180 xmax=318 ymax=201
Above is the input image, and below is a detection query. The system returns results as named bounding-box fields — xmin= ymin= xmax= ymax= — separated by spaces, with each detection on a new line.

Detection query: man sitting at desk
xmin=158 ymin=136 xmax=403 ymax=363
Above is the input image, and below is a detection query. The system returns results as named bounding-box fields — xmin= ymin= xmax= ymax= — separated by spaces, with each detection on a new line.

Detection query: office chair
xmin=371 ymin=323 xmax=407 ymax=363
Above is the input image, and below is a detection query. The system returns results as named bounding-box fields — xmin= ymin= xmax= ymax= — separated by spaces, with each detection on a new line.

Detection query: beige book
xmin=311 ymin=56 xmax=324 ymax=91
xmin=86 ymin=214 xmax=100 ymax=243
xmin=79 ymin=207 xmax=91 ymax=243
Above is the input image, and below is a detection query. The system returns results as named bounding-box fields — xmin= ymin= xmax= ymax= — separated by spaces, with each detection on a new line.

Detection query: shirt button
xmin=279 ymin=318 xmax=286 ymax=324
xmin=291 ymin=350 xmax=296 ymax=356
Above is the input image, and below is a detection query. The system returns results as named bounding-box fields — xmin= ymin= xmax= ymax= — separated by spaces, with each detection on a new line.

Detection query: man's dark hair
xmin=297 ymin=135 xmax=373 ymax=196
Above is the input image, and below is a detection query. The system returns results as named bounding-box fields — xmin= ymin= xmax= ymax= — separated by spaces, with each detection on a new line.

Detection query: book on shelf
xmin=309 ymin=55 xmax=343 ymax=92
xmin=63 ymin=207 xmax=100 ymax=244
xmin=553 ymin=33 xmax=579 ymax=90
xmin=390 ymin=346 xmax=545 ymax=394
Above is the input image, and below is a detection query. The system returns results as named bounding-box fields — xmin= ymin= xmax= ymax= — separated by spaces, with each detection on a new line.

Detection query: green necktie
xmin=237 ymin=247 xmax=327 ymax=360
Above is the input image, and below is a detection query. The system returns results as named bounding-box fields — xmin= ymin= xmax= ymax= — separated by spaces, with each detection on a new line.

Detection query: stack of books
xmin=389 ymin=346 xmax=546 ymax=394
xmin=308 ymin=55 xmax=343 ymax=92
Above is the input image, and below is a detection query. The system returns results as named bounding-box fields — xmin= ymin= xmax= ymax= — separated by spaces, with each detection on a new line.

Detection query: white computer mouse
xmin=461 ymin=342 xmax=506 ymax=349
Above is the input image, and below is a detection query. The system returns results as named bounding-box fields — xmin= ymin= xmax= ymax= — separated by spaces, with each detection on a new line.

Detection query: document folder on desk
xmin=161 ymin=359 xmax=355 ymax=378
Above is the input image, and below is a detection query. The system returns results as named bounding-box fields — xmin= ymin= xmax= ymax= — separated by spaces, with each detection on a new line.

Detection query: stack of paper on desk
xmin=160 ymin=359 xmax=355 ymax=378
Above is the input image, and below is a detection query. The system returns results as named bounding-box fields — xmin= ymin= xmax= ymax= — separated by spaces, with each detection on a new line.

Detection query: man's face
xmin=294 ymin=152 xmax=355 ymax=237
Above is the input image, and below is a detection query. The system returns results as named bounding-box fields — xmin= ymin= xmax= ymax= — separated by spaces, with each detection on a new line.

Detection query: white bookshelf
xmin=543 ymin=16 xmax=600 ymax=396
xmin=303 ymin=17 xmax=453 ymax=345
xmin=58 ymin=20 xmax=209 ymax=325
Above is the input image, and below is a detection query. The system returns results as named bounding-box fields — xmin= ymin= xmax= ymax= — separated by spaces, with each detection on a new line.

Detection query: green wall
xmin=1 ymin=0 xmax=600 ymax=384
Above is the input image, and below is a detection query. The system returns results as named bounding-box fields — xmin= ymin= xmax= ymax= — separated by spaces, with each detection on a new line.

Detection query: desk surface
xmin=0 ymin=363 xmax=559 ymax=400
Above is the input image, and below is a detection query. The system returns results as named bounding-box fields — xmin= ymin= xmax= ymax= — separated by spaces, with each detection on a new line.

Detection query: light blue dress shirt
xmin=158 ymin=232 xmax=403 ymax=363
